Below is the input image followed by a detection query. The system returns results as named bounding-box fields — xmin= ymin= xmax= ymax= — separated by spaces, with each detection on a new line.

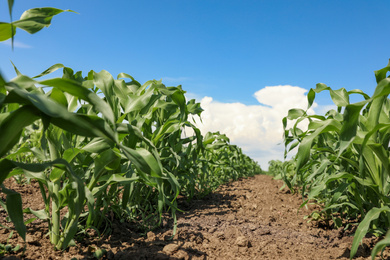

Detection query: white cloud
xmin=186 ymin=85 xmax=323 ymax=170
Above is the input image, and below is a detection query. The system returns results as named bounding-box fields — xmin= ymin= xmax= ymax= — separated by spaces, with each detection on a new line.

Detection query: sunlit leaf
xmin=350 ymin=207 xmax=390 ymax=259
xmin=0 ymin=22 xmax=16 ymax=41
xmin=13 ymin=8 xmax=76 ymax=34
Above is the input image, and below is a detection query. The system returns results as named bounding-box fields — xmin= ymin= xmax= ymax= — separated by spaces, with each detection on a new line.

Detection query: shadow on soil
xmin=72 ymin=189 xmax=238 ymax=259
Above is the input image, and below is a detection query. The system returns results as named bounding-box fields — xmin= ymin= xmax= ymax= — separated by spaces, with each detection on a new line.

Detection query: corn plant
xmin=267 ymin=159 xmax=295 ymax=189
xmin=1 ymin=1 xmax=261 ymax=251
xmin=0 ymin=2 xmax=75 ymax=48
xmin=0 ymin=231 xmax=21 ymax=256
xmin=1 ymin=64 xmax=261 ymax=249
xmin=1 ymin=4 xmax=76 ymax=247
xmin=283 ymin=60 xmax=390 ymax=259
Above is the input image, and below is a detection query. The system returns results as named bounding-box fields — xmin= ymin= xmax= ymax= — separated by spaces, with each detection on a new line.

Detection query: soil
xmin=1 ymin=174 xmax=389 ymax=260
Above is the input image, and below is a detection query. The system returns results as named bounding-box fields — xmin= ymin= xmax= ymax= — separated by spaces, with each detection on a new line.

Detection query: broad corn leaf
xmin=350 ymin=207 xmax=390 ymax=259
xmin=374 ymin=59 xmax=390 ymax=84
xmin=40 ymin=78 xmax=115 ymax=125
xmin=33 ymin=64 xmax=65 ymax=79
xmin=0 ymin=105 xmax=40 ymax=158
xmin=13 ymin=8 xmax=76 ymax=34
xmin=371 ymin=231 xmax=390 ymax=259
xmin=7 ymin=0 xmax=14 ymax=19
xmin=120 ymin=145 xmax=162 ymax=179
xmin=0 ymin=22 xmax=16 ymax=41
xmin=0 ymin=159 xmax=16 ymax=185
xmin=1 ymin=186 xmax=26 ymax=241
xmin=82 ymin=137 xmax=113 ymax=153
xmin=296 ymin=119 xmax=341 ymax=171
xmin=338 ymin=102 xmax=365 ymax=156
xmin=287 ymin=108 xmax=305 ymax=120
xmin=307 ymin=88 xmax=315 ymax=109
xmin=330 ymin=88 xmax=349 ymax=107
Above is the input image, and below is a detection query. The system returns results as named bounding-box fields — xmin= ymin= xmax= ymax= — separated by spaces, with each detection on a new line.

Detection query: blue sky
xmin=1 ymin=1 xmax=390 ymax=168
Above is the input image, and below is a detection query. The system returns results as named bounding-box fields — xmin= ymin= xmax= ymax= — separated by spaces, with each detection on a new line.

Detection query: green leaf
xmin=0 ymin=159 xmax=16 ymax=186
xmin=92 ymin=174 xmax=139 ymax=196
xmin=296 ymin=119 xmax=341 ymax=171
xmin=171 ymin=88 xmax=187 ymax=118
xmin=136 ymin=148 xmax=163 ymax=177
xmin=7 ymin=75 xmax=37 ymax=91
xmin=329 ymin=88 xmax=349 ymax=107
xmin=367 ymin=78 xmax=390 ymax=133
xmin=0 ymin=22 xmax=16 ymax=41
xmin=117 ymin=72 xmax=135 ymax=81
xmin=287 ymin=108 xmax=305 ymax=120
xmin=203 ymin=132 xmax=216 ymax=145
xmin=50 ymin=88 xmax=68 ymax=107
xmin=82 ymin=137 xmax=113 ymax=153
xmin=6 ymin=85 xmax=116 ymax=140
xmin=24 ymin=208 xmax=49 ymax=220
xmin=33 ymin=64 xmax=65 ymax=78
xmin=40 ymin=78 xmax=115 ymax=125
xmin=120 ymin=145 xmax=162 ymax=178
xmin=1 ymin=186 xmax=26 ymax=241
xmin=374 ymin=59 xmax=390 ymax=84
xmin=13 ymin=8 xmax=76 ymax=34
xmin=314 ymin=83 xmax=330 ymax=93
xmin=50 ymin=114 xmax=115 ymax=140
xmin=10 ymin=61 xmax=22 ymax=76
xmin=338 ymin=101 xmax=365 ymax=156
xmin=8 ymin=0 xmax=14 ymax=19
xmin=91 ymin=70 xmax=115 ymax=102
xmin=93 ymin=248 xmax=107 ymax=259
xmin=371 ymin=230 xmax=390 ymax=260
xmin=187 ymin=99 xmax=204 ymax=117
xmin=350 ymin=206 xmax=390 ymax=259
xmin=95 ymin=149 xmax=120 ymax=172
xmin=152 ymin=120 xmax=182 ymax=143
xmin=0 ymin=105 xmax=40 ymax=158
xmin=307 ymin=88 xmax=315 ymax=109
xmin=348 ymin=89 xmax=370 ymax=100
xmin=364 ymin=144 xmax=390 ymax=189
xmin=124 ymin=90 xmax=154 ymax=114
xmin=59 ymin=176 xmax=85 ymax=250
xmin=0 ymin=72 xmax=6 ymax=93
xmin=50 ymin=148 xmax=81 ymax=181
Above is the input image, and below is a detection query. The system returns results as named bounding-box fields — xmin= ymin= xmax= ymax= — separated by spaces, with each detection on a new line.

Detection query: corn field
xmin=283 ymin=60 xmax=390 ymax=259
xmin=0 ymin=4 xmax=261 ymax=251
xmin=3 ymin=2 xmax=390 ymax=259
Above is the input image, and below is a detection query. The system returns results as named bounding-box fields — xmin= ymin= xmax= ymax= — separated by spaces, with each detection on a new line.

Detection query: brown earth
xmin=1 ymin=174 xmax=389 ymax=260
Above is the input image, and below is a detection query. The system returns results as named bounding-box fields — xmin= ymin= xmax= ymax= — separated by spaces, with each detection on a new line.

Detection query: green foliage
xmin=0 ymin=64 xmax=261 ymax=249
xmin=267 ymin=160 xmax=283 ymax=177
xmin=283 ymin=60 xmax=390 ymax=259
xmin=0 ymin=5 xmax=75 ymax=45
xmin=0 ymin=231 xmax=22 ymax=257
xmin=267 ymin=159 xmax=295 ymax=180
xmin=0 ymin=0 xmax=261 ymax=251
xmin=1 ymin=186 xmax=26 ymax=241
xmin=371 ymin=230 xmax=390 ymax=259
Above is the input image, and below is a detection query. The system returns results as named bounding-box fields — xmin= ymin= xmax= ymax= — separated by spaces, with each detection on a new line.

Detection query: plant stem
xmin=51 ymin=180 xmax=60 ymax=247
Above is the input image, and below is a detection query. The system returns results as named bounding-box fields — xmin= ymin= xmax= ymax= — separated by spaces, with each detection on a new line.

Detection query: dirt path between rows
xmin=1 ymin=174 xmax=389 ymax=259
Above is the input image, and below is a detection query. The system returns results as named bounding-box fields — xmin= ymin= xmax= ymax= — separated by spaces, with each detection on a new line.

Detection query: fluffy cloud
xmin=186 ymin=85 xmax=319 ymax=169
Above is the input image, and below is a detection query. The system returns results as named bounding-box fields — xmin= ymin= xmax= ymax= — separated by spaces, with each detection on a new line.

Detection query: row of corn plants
xmin=282 ymin=60 xmax=390 ymax=259
xmin=0 ymin=4 xmax=262 ymax=251
xmin=266 ymin=159 xmax=295 ymax=181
